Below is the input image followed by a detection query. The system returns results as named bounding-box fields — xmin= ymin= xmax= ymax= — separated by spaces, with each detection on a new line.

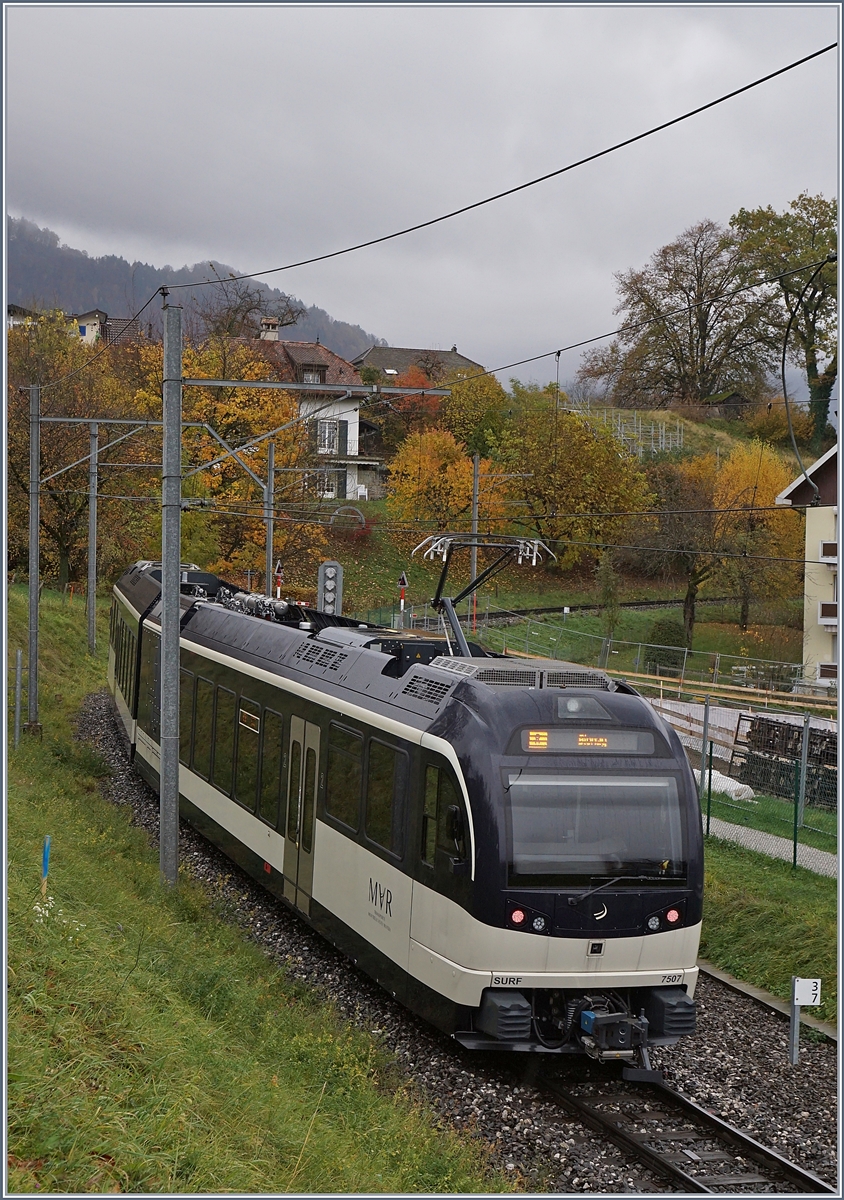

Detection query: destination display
xmin=521 ymin=728 xmax=655 ymax=754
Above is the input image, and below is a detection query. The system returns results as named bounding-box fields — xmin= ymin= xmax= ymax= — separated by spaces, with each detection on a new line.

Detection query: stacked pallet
xmin=730 ymin=715 xmax=838 ymax=810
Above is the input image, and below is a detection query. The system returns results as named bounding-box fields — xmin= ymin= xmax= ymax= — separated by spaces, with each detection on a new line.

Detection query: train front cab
xmin=441 ymin=687 xmax=704 ymax=1059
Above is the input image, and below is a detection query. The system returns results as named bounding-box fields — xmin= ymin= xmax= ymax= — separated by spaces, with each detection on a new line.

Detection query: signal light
xmin=510 ymin=908 xmax=526 ymax=926
xmin=665 ymin=908 xmax=681 ymax=924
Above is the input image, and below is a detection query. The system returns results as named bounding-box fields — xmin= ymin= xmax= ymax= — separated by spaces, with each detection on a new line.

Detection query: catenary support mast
xmin=160 ymin=299 xmax=183 ymax=886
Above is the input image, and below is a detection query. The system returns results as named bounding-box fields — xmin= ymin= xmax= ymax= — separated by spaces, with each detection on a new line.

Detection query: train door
xmin=283 ymin=716 xmax=320 ymax=915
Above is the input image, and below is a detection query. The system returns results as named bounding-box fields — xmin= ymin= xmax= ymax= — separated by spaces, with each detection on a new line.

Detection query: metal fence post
xmin=26 ymin=384 xmax=41 ymax=734
xmin=789 ymin=978 xmax=801 ymax=1065
xmin=699 ymin=695 xmax=710 ymax=803
xmin=87 ymin=422 xmax=98 ymax=654
xmin=797 ymin=712 xmax=810 ymax=828
xmin=14 ymin=649 xmax=23 ymax=748
xmin=160 ymin=300 xmax=183 ymax=887
xmin=706 ymin=741 xmax=713 ymax=837
xmin=792 ymin=759 xmax=800 ymax=870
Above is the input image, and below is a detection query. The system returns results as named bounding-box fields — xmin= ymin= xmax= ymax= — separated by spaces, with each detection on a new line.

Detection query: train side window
xmin=234 ymin=698 xmax=261 ymax=811
xmin=212 ymin=687 xmax=236 ymax=794
xmin=259 ymin=709 xmax=285 ymax=827
xmin=193 ymin=677 xmax=214 ymax=779
xmin=287 ymin=740 xmax=302 ymax=840
xmin=128 ymin=631 xmax=137 ymax=708
xmin=301 ymin=747 xmax=317 ymax=853
xmin=422 ymin=767 xmax=438 ymax=866
xmin=179 ymin=670 xmax=194 ymax=765
xmin=437 ymin=771 xmax=466 ymax=859
xmin=422 ymin=766 xmax=466 ymax=862
xmin=116 ymin=623 xmax=125 ymax=692
xmin=325 ymin=724 xmax=362 ymax=831
xmin=365 ymin=740 xmax=406 ymax=857
xmin=137 ymin=632 xmax=160 ymax=739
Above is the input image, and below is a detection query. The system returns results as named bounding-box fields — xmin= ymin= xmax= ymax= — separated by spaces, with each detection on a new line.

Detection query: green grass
xmin=700 ymin=839 xmax=837 ymax=1025
xmin=6 ymin=588 xmax=509 ymax=1195
xmin=701 ymin=791 xmax=837 ymax=854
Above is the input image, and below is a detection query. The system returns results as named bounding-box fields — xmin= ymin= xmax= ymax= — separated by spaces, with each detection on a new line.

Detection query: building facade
xmin=776 ymin=444 xmax=838 ymax=688
xmin=256 ymin=335 xmax=383 ymax=500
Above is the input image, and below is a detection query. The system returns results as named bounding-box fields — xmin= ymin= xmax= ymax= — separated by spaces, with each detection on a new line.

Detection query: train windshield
xmin=506 ymin=774 xmax=685 ymax=884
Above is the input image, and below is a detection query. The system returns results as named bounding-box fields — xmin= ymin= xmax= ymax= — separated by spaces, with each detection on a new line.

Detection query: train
xmin=109 ymin=559 xmax=702 ymax=1064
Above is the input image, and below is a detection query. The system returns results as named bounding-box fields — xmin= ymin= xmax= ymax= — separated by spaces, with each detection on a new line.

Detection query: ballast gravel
xmin=76 ymin=692 xmax=837 ymax=1193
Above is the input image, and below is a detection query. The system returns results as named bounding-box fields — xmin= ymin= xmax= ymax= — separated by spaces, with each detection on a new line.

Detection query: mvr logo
xmin=369 ymin=878 xmax=393 ymax=917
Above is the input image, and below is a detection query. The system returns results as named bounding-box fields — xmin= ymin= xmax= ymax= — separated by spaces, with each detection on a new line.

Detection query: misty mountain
xmin=6 ymin=216 xmax=388 ymax=360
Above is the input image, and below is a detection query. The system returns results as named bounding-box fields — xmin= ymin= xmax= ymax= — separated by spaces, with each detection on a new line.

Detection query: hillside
xmin=7 ymin=216 xmax=387 ymax=360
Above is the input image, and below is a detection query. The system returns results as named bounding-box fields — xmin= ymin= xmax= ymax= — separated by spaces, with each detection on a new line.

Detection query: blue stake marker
xmin=41 ymin=835 xmax=51 ymax=896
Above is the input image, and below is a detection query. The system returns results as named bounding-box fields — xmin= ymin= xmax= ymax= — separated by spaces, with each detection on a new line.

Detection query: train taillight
xmin=665 ymin=908 xmax=681 ymax=924
xmin=510 ymin=908 xmax=526 ymax=926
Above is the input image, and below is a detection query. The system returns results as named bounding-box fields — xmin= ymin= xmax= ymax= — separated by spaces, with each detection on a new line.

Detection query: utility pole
xmin=87 ymin=422 xmax=98 ymax=654
xmin=264 ymin=440 xmax=275 ymax=594
xmin=160 ymin=299 xmax=182 ymax=887
xmin=470 ymin=453 xmax=480 ymax=629
xmin=26 ymin=384 xmax=41 ymax=735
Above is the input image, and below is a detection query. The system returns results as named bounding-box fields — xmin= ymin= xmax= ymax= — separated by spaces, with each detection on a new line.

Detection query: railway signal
xmin=317 ymin=560 xmax=343 ymax=616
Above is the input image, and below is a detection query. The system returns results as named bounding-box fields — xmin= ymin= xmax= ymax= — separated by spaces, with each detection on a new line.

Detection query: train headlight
xmin=647 ymin=915 xmax=661 ymax=932
xmin=510 ymin=908 xmax=526 ymax=926
xmin=531 ymin=915 xmax=547 ymax=933
xmin=665 ymin=908 xmax=681 ymax=924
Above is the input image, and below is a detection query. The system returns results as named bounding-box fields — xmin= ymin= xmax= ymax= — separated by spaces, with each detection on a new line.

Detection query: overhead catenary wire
xmin=162 ymin=43 xmax=836 ymax=290
xmin=27 ymin=41 xmax=835 ymax=396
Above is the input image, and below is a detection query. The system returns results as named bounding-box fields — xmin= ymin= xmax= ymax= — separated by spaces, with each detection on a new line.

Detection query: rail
xmin=542 ymin=1075 xmax=835 ymax=1193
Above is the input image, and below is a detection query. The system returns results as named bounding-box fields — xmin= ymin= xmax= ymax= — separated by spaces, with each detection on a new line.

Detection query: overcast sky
xmin=5 ymin=3 xmax=839 ymax=390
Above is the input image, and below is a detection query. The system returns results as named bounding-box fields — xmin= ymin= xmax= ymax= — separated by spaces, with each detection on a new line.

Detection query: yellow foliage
xmin=711 ymin=440 xmax=803 ymax=606
xmin=386 ymin=431 xmax=506 ymax=532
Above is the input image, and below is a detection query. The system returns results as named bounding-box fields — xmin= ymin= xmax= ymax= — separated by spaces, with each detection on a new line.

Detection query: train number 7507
xmin=661 ymin=973 xmax=683 ymax=984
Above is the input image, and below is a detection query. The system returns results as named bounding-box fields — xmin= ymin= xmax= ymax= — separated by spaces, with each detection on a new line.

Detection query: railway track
xmin=542 ymin=1073 xmax=835 ymax=1194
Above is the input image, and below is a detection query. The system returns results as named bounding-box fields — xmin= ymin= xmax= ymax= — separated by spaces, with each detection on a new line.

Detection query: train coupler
xmin=579 ymin=1008 xmax=648 ymax=1061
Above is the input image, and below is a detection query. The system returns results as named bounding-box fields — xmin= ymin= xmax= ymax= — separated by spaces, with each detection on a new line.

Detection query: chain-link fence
xmin=663 ymin=704 xmax=837 ymax=877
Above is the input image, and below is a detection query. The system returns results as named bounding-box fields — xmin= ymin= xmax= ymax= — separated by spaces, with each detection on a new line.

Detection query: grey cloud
xmin=6 ymin=4 xmax=838 ymax=384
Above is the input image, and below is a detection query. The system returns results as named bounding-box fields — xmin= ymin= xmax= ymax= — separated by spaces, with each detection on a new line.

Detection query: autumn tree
xmin=386 ymin=430 xmax=505 ymax=532
xmin=577 ymin=219 xmax=777 ymax=408
xmin=7 ymin=312 xmax=161 ymax=586
xmin=189 ymin=269 xmax=304 ymax=345
xmin=709 ymin=441 xmax=803 ymax=631
xmin=488 ymin=391 xmax=652 ymax=569
xmin=730 ymin=193 xmax=837 ymax=449
xmin=180 ymin=337 xmax=326 ymax=587
xmin=440 ymin=370 xmax=507 ymax=456
xmin=637 ymin=456 xmax=719 ymax=646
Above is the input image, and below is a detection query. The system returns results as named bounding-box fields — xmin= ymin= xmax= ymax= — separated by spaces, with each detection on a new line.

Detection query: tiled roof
xmin=256 ymin=340 xmax=361 ymax=386
xmin=351 ymin=345 xmax=484 ymax=378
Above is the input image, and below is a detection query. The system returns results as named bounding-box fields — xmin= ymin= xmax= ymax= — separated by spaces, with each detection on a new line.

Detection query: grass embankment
xmin=6 ymin=589 xmax=506 ymax=1194
xmin=7 ymin=589 xmax=836 ymax=1190
xmin=700 ymin=839 xmax=837 ymax=1026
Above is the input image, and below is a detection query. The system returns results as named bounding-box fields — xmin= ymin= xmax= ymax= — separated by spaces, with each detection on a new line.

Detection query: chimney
xmin=451 ymin=344 xmax=457 ymax=353
xmin=260 ymin=316 xmax=279 ymax=341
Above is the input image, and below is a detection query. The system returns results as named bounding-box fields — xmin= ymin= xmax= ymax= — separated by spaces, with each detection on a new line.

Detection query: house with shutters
xmin=775 ymin=443 xmax=838 ymax=689
xmin=256 ymin=327 xmax=382 ymax=500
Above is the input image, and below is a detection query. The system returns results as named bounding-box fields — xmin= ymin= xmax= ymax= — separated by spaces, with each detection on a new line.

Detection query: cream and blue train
xmin=109 ymin=561 xmax=702 ymax=1059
